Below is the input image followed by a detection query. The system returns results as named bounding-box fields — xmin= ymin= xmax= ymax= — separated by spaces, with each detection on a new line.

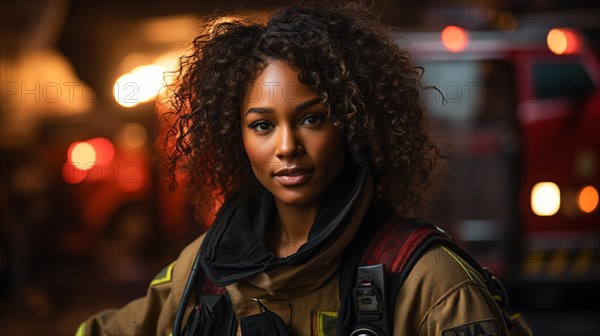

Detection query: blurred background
xmin=1 ymin=0 xmax=599 ymax=335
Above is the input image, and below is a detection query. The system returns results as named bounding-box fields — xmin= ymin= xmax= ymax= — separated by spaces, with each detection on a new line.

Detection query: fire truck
xmin=402 ymin=26 xmax=600 ymax=293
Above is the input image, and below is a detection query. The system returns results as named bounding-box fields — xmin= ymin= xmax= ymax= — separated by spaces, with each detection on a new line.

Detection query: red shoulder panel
xmin=361 ymin=219 xmax=438 ymax=273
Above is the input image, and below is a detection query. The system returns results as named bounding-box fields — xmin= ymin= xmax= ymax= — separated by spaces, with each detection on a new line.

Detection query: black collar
xmin=200 ymin=162 xmax=369 ymax=286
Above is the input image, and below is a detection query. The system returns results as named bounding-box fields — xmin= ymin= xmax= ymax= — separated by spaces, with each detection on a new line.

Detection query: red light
xmin=547 ymin=28 xmax=582 ymax=55
xmin=87 ymin=137 xmax=115 ymax=165
xmin=441 ymin=26 xmax=468 ymax=53
xmin=62 ymin=162 xmax=85 ymax=184
xmin=63 ymin=137 xmax=114 ymax=184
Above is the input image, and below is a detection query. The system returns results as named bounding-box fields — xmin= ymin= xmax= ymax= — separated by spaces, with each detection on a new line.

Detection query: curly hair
xmin=161 ymin=1 xmax=443 ymax=225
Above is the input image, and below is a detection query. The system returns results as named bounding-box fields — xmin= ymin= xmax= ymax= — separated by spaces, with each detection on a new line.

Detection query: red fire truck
xmin=402 ymin=26 xmax=600 ymax=288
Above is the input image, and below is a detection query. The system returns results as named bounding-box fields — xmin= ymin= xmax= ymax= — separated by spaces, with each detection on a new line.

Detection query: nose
xmin=275 ymin=126 xmax=304 ymax=159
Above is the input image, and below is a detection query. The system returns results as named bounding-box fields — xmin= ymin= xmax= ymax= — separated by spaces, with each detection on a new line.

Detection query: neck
xmin=271 ymin=200 xmax=319 ymax=257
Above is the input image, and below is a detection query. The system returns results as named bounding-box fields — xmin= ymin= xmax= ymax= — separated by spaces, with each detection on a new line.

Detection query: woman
xmin=78 ymin=2 xmax=517 ymax=335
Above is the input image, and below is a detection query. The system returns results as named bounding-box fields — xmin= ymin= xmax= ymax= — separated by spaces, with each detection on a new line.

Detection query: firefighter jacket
xmin=77 ymin=164 xmax=509 ymax=336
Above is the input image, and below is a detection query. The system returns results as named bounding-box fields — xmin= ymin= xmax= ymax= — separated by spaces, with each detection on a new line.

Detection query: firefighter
xmin=77 ymin=2 xmax=523 ymax=335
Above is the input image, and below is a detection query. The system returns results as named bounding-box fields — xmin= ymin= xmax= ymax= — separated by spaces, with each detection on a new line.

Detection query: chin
xmin=271 ymin=187 xmax=320 ymax=207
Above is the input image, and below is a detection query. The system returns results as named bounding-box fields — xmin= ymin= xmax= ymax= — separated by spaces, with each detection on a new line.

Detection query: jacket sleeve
xmin=393 ymin=245 xmax=510 ymax=336
xmin=76 ymin=234 xmax=205 ymax=336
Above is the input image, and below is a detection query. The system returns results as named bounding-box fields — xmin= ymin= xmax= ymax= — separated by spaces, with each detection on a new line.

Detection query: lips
xmin=273 ymin=166 xmax=314 ymax=186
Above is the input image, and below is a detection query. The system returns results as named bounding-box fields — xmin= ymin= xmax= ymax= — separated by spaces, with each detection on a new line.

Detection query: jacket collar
xmin=200 ymin=162 xmax=371 ymax=287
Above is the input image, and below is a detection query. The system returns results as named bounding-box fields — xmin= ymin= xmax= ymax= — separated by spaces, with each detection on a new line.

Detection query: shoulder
xmin=168 ymin=233 xmax=206 ymax=300
xmin=398 ymin=244 xmax=487 ymax=311
xmin=393 ymin=245 xmax=509 ymax=336
xmin=144 ymin=233 xmax=207 ymax=301
xmin=411 ymin=244 xmax=486 ymax=289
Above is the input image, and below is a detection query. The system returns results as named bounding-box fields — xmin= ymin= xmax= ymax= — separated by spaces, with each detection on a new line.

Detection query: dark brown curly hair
xmin=161 ymin=1 xmax=443 ymax=225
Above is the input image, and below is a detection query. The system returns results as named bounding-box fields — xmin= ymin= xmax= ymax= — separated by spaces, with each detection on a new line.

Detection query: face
xmin=241 ymin=61 xmax=346 ymax=209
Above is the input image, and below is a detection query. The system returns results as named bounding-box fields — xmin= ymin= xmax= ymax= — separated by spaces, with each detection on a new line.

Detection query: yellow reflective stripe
xmin=150 ymin=262 xmax=175 ymax=287
xmin=75 ymin=322 xmax=86 ymax=336
xmin=522 ymin=248 xmax=598 ymax=279
xmin=317 ymin=311 xmax=337 ymax=336
xmin=440 ymin=245 xmax=474 ymax=282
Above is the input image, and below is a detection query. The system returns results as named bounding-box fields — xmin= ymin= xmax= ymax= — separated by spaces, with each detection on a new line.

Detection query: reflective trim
xmin=440 ymin=245 xmax=475 ymax=282
xmin=150 ymin=262 xmax=175 ymax=287
xmin=75 ymin=322 xmax=86 ymax=336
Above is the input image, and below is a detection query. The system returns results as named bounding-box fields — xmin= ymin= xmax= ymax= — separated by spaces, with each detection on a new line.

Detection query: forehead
xmin=242 ymin=61 xmax=319 ymax=108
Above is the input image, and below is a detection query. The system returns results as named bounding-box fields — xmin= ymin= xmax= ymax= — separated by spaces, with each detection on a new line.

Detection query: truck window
xmin=533 ymin=62 xmax=595 ymax=99
xmin=420 ymin=60 xmax=515 ymax=125
xmin=421 ymin=61 xmax=480 ymax=124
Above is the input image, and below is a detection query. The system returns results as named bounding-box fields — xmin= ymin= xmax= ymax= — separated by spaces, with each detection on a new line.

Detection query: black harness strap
xmin=336 ymin=205 xmax=394 ymax=336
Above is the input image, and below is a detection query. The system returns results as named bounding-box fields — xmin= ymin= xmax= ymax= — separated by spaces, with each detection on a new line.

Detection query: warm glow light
xmin=114 ymin=65 xmax=164 ymax=108
xmin=441 ymin=26 xmax=468 ymax=53
xmin=578 ymin=186 xmax=599 ymax=213
xmin=113 ymin=73 xmax=138 ymax=107
xmin=547 ymin=28 xmax=581 ymax=55
xmin=69 ymin=142 xmax=97 ymax=171
xmin=154 ymin=53 xmax=180 ymax=85
xmin=531 ymin=182 xmax=561 ymax=216
xmin=122 ymin=123 xmax=148 ymax=149
xmin=134 ymin=65 xmax=164 ymax=102
xmin=63 ymin=138 xmax=114 ymax=184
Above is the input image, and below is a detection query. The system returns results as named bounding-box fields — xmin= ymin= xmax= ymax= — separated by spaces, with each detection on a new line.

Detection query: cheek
xmin=243 ymin=138 xmax=265 ymax=162
xmin=242 ymin=135 xmax=270 ymax=177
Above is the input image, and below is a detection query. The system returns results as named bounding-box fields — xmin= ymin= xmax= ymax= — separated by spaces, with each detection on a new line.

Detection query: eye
xmin=248 ymin=120 xmax=273 ymax=133
xmin=301 ymin=113 xmax=325 ymax=126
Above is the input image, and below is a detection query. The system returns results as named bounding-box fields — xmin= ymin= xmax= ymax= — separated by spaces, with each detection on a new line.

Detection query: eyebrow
xmin=245 ymin=97 xmax=322 ymax=116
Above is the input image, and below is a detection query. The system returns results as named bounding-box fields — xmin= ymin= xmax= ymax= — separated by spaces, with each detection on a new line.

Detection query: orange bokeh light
xmin=547 ymin=28 xmax=581 ymax=55
xmin=578 ymin=186 xmax=599 ymax=213
xmin=441 ymin=26 xmax=468 ymax=53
